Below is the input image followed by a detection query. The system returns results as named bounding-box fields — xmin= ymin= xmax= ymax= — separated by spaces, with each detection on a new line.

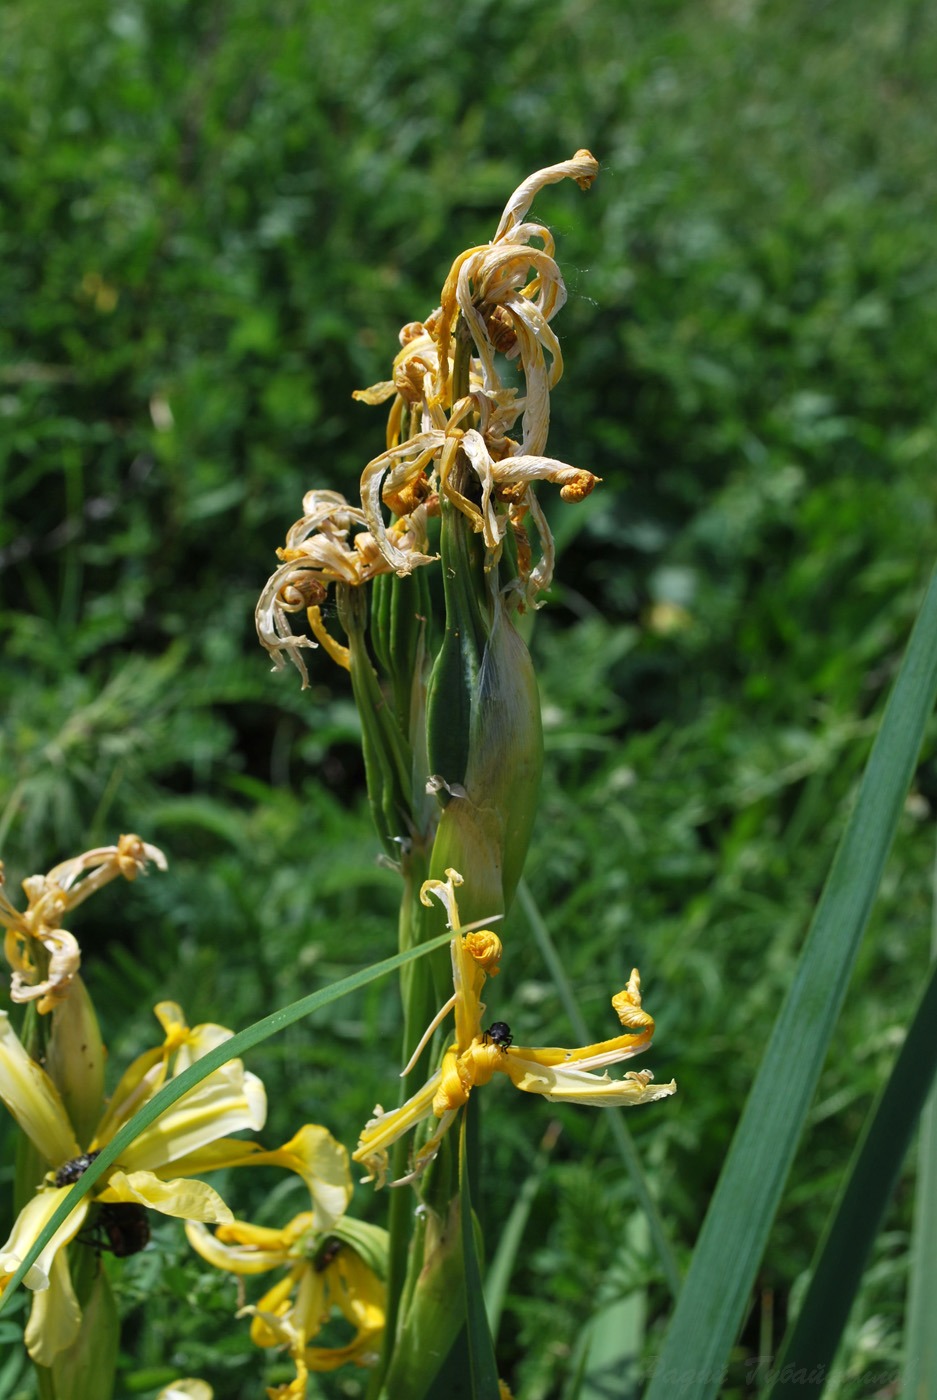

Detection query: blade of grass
xmin=576 ymin=1212 xmax=649 ymax=1400
xmin=901 ymin=837 xmax=937 ymax=1400
xmin=0 ymin=928 xmax=453 ymax=1313
xmin=644 ymin=565 xmax=937 ymax=1400
xmin=517 ymin=878 xmax=682 ymax=1300
xmin=484 ymin=1120 xmax=560 ymax=1338
xmin=767 ymin=950 xmax=937 ymax=1396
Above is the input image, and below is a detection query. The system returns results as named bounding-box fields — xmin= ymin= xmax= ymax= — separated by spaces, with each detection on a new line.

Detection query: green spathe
xmin=427 ymin=499 xmax=543 ymax=924
xmin=46 ymin=977 xmax=106 ymax=1152
xmin=47 ymin=1251 xmax=119 ymax=1400
xmin=380 ymin=1196 xmax=465 ymax=1400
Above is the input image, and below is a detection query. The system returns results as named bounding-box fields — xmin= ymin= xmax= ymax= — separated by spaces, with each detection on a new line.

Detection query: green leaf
xmin=0 ymin=928 xmax=453 ymax=1315
xmin=768 ymin=948 xmax=937 ymax=1396
xmin=902 ymin=848 xmax=937 ymax=1400
xmin=644 ymin=565 xmax=937 ymax=1400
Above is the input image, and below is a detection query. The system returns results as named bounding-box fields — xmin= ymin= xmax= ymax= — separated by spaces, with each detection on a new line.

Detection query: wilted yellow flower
xmin=186 ymin=1125 xmax=386 ymax=1378
xmin=354 ymin=871 xmax=676 ymax=1186
xmin=0 ymin=836 xmax=166 ymax=1012
xmin=359 ymin=150 xmax=602 ymax=604
xmin=0 ymin=1002 xmax=265 ymax=1365
xmin=259 ymin=152 xmax=603 ymax=693
xmin=254 ymin=1311 xmax=310 ymax=1399
xmin=435 ymin=148 xmax=599 ymax=448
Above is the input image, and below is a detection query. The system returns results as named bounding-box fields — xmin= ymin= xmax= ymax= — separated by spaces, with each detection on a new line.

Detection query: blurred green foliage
xmin=1 ymin=0 xmax=936 ymax=1395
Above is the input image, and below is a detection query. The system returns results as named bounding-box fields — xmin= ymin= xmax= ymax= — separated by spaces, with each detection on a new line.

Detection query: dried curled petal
xmin=463 ymin=930 xmax=503 ymax=974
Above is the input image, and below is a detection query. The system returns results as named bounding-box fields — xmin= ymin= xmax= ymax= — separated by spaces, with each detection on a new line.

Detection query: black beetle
xmin=483 ymin=1021 xmax=514 ymax=1051
xmin=95 ymin=1204 xmax=151 ymax=1258
xmin=54 ymin=1151 xmax=101 ymax=1187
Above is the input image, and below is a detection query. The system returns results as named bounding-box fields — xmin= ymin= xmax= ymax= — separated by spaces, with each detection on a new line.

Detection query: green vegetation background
xmin=1 ymin=1 xmax=936 ymax=1395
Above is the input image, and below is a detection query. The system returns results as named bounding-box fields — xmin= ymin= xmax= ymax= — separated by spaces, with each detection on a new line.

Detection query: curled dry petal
xmin=361 ymin=151 xmax=600 ymax=591
xmin=256 ymin=489 xmax=435 ymax=684
xmin=2 ymin=837 xmax=167 ymax=1010
xmin=492 ymin=149 xmax=600 ymax=243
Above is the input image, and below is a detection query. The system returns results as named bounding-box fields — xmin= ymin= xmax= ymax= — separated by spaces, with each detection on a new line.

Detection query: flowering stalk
xmin=256 ymin=150 xmax=676 ymax=1396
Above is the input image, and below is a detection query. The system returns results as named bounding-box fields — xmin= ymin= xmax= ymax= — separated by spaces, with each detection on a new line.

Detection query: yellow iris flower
xmin=0 ymin=1001 xmax=266 ymax=1365
xmin=354 ymin=871 xmax=676 ymax=1187
xmin=186 ymin=1124 xmax=386 ymax=1387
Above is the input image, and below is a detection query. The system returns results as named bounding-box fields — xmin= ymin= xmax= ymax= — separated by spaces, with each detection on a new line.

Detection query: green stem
xmin=371 ymin=843 xmax=440 ymax=1397
xmin=339 ymin=584 xmax=414 ymax=858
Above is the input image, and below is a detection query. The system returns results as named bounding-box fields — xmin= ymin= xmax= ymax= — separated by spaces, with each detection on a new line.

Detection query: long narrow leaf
xmin=575 ymin=1213 xmax=649 ymax=1400
xmin=484 ymin=1121 xmax=559 ymax=1338
xmin=768 ymin=951 xmax=937 ymax=1396
xmin=644 ymin=566 xmax=937 ymax=1400
xmin=0 ymin=929 xmax=453 ymax=1312
xmin=902 ymin=841 xmax=937 ymax=1400
xmin=517 ymin=879 xmax=683 ymax=1300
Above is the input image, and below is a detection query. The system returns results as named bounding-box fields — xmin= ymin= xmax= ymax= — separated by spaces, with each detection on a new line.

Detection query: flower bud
xmin=336 ymin=583 xmax=416 ymax=859
xmin=426 ymin=490 xmax=543 ymax=919
xmin=381 ymin=1199 xmax=465 ymax=1400
xmin=47 ymin=1254 xmax=119 ymax=1400
xmin=45 ymin=973 xmax=106 ymax=1149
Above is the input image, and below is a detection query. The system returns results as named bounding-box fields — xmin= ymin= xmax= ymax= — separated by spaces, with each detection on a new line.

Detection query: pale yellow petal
xmin=0 ymin=1187 xmax=89 ymax=1292
xmin=500 ymin=1053 xmax=676 ymax=1107
xmin=255 ymin=556 xmax=322 ymax=687
xmin=418 ymin=869 xmax=464 ymax=929
xmin=249 ymin=1265 xmax=318 ymax=1347
xmin=281 ymin=1263 xmax=329 ymax=1344
xmin=490 ymin=454 xmax=598 ymax=498
xmin=10 ymin=926 xmax=81 ymax=1011
xmin=115 ymin=1064 xmax=266 ymax=1172
xmin=522 ymin=489 xmax=555 ymax=600
xmin=157 ymin=1382 xmax=214 ymax=1400
xmin=492 ymin=150 xmax=599 ymax=243
xmin=185 ymin=1219 xmax=291 ymax=1275
xmin=23 ymin=1245 xmax=82 ymax=1365
xmin=44 ymin=837 xmax=166 ymax=909
xmin=238 ymin=1124 xmax=352 ymax=1230
xmin=0 ymin=1012 xmax=79 ymax=1164
xmin=307 ymin=1250 xmax=385 ymax=1371
xmin=352 ymin=380 xmax=396 ymax=405
xmin=360 ymin=436 xmax=441 ymax=575
xmin=93 ymin=1053 xmax=165 ymax=1146
xmin=98 ymin=1169 xmax=233 ymax=1224
xmin=459 ymin=430 xmax=504 ymax=550
xmin=353 ymin=1074 xmax=442 ymax=1184
xmin=154 ymin=1136 xmax=272 ymax=1178
xmin=169 ymin=1023 xmax=235 ymax=1072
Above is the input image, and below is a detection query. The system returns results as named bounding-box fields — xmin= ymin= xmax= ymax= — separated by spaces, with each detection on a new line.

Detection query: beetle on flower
xmin=186 ymin=1123 xmax=387 ymax=1385
xmin=0 ymin=1002 xmax=266 ymax=1365
xmin=353 ymin=870 xmax=676 ymax=1187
